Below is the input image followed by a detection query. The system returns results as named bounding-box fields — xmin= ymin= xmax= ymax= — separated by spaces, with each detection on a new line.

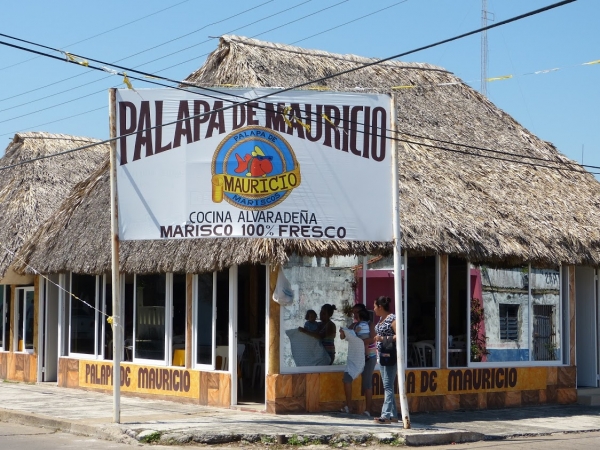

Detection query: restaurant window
xmin=69 ymin=274 xmax=98 ymax=356
xmin=499 ymin=304 xmax=519 ymax=340
xmin=469 ymin=264 xmax=563 ymax=365
xmin=531 ymin=266 xmax=561 ymax=361
xmin=172 ymin=274 xmax=186 ymax=366
xmin=194 ymin=272 xmax=215 ymax=367
xmin=70 ymin=273 xmax=127 ymax=362
xmin=133 ymin=274 xmax=166 ymax=362
xmin=280 ymin=256 xmax=353 ymax=373
xmin=0 ymin=285 xmax=8 ymax=351
xmin=448 ymin=257 xmax=468 ymax=367
xmin=406 ymin=256 xmax=438 ymax=368
xmin=16 ymin=287 xmax=34 ymax=353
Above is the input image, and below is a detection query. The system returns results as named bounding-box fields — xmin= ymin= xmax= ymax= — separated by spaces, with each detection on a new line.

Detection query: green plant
xmin=287 ymin=434 xmax=304 ymax=445
xmin=139 ymin=431 xmax=161 ymax=443
xmin=544 ymin=342 xmax=558 ymax=360
xmin=470 ymin=297 xmax=489 ymax=362
xmin=260 ymin=435 xmax=276 ymax=444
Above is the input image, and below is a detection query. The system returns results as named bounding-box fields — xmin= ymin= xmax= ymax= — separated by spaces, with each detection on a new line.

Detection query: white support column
xmin=391 ymin=94 xmax=410 ymax=428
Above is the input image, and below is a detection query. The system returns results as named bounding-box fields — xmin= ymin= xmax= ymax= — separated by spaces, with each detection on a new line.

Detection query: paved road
xmin=416 ymin=431 xmax=600 ymax=450
xmin=0 ymin=422 xmax=146 ymax=450
xmin=3 ymin=421 xmax=600 ymax=449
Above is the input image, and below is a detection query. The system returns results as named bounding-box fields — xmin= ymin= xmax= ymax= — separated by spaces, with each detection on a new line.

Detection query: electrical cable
xmin=0 ymin=0 xmax=277 ymax=105
xmin=0 ymin=0 xmax=313 ymax=120
xmin=104 ymin=0 xmax=275 ymax=64
xmin=0 ymin=0 xmax=584 ymax=176
xmin=0 ymin=0 xmax=194 ymax=72
xmin=290 ymin=0 xmax=408 ymax=45
xmin=94 ymin=0 xmax=318 ymax=72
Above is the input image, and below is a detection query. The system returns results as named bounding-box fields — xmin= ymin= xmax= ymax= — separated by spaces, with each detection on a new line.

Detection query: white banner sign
xmin=115 ymin=88 xmax=392 ymax=241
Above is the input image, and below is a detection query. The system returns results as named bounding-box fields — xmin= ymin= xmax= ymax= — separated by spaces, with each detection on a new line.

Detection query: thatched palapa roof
xmin=15 ymin=36 xmax=600 ymax=274
xmin=0 ymin=132 xmax=108 ymax=279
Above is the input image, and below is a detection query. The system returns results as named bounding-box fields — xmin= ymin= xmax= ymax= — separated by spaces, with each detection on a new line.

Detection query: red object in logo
xmin=234 ymin=145 xmax=273 ymax=177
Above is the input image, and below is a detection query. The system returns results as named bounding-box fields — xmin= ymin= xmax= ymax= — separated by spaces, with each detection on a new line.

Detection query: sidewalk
xmin=1 ymin=381 xmax=599 ymax=446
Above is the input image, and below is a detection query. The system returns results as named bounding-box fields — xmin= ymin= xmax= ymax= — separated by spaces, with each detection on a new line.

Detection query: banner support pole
xmin=391 ymin=93 xmax=411 ymax=428
xmin=109 ymin=88 xmax=121 ymax=424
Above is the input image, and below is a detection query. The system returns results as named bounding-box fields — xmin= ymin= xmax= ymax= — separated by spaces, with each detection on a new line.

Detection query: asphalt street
xmin=2 ymin=422 xmax=600 ymax=449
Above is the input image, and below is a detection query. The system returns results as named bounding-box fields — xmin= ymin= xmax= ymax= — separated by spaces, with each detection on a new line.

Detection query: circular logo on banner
xmin=211 ymin=126 xmax=301 ymax=210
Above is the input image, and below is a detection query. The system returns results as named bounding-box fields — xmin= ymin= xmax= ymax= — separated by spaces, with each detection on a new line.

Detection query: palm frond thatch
xmin=14 ymin=36 xmax=600 ymax=274
xmin=0 ymin=132 xmax=108 ymax=278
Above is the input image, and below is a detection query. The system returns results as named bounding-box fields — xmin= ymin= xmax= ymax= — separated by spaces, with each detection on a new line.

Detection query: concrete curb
xmin=0 ymin=409 xmax=134 ymax=445
xmin=132 ymin=427 xmax=486 ymax=447
xmin=0 ymin=407 xmax=519 ymax=447
xmin=403 ymin=430 xmax=485 ymax=446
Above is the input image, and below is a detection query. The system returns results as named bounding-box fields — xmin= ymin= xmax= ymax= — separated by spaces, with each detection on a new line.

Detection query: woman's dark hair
xmin=321 ymin=303 xmax=336 ymax=316
xmin=305 ymin=309 xmax=317 ymax=320
xmin=357 ymin=308 xmax=370 ymax=322
xmin=374 ymin=296 xmax=392 ymax=311
xmin=352 ymin=303 xmax=367 ymax=311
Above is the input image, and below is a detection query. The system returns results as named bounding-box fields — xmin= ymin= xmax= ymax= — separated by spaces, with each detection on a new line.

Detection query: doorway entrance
xmin=575 ymin=267 xmax=599 ymax=387
xmin=235 ymin=264 xmax=267 ymax=406
xmin=39 ymin=276 xmax=60 ymax=382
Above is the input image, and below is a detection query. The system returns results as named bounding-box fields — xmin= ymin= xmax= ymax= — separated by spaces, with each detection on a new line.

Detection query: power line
xmin=0 ymin=0 xmax=313 ymax=122
xmin=97 ymin=0 xmax=275 ymax=64
xmin=109 ymin=0 xmax=318 ymax=72
xmin=0 ymin=0 xmax=193 ymax=72
xmin=291 ymin=0 xmax=408 ymax=45
xmin=0 ymin=0 xmax=580 ymax=175
xmin=0 ymin=0 xmax=347 ymax=133
xmin=2 ymin=107 xmax=105 ymax=139
xmin=0 ymin=0 xmax=277 ymax=105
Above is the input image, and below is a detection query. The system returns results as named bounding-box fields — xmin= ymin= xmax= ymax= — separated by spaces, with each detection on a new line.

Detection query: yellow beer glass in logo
xmin=211 ymin=126 xmax=301 ymax=210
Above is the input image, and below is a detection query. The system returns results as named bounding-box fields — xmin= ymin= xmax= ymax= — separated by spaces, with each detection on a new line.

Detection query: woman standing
xmin=339 ymin=304 xmax=376 ymax=415
xmin=373 ymin=296 xmax=398 ymax=424
xmin=299 ymin=303 xmax=337 ymax=364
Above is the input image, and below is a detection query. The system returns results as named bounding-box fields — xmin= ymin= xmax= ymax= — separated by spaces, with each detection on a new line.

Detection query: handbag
xmin=379 ymin=338 xmax=397 ymax=366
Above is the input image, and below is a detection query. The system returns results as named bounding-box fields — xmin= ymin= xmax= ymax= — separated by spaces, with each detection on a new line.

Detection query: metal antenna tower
xmin=481 ymin=0 xmax=490 ymax=96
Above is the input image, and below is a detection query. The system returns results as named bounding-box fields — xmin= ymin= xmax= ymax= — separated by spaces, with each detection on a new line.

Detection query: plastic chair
xmin=251 ymin=338 xmax=265 ymax=388
xmin=216 ymin=345 xmax=229 ymax=370
xmin=237 ymin=343 xmax=245 ymax=396
xmin=413 ymin=342 xmax=435 ymax=367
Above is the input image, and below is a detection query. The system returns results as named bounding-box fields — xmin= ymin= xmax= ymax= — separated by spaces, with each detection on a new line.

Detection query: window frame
xmin=467 ymin=263 xmax=566 ymax=368
xmin=132 ymin=273 xmax=171 ymax=367
xmin=14 ymin=286 xmax=35 ymax=354
xmin=68 ymin=273 xmax=100 ymax=359
xmin=192 ymin=272 xmax=217 ymax=370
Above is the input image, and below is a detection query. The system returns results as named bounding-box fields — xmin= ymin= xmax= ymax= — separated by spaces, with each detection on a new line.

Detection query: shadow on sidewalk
xmin=411 ymin=404 xmax=600 ymax=427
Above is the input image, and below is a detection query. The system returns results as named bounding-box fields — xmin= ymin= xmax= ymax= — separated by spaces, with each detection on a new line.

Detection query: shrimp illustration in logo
xmin=234 ymin=146 xmax=274 ymax=177
xmin=211 ymin=126 xmax=301 ymax=210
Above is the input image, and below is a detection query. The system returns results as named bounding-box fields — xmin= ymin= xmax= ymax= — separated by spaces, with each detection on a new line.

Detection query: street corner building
xmin=0 ymin=132 xmax=109 ymax=382
xmin=2 ymin=36 xmax=600 ymax=414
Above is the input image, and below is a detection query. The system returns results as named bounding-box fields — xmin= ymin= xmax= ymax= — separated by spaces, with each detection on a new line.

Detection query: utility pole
xmin=481 ymin=0 xmax=490 ymax=96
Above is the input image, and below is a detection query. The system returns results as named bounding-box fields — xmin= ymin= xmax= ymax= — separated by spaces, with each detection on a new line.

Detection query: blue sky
xmin=0 ymin=0 xmax=597 ymax=171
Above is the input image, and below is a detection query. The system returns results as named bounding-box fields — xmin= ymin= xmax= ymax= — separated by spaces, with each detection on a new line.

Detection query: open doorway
xmin=40 ymin=275 xmax=60 ymax=382
xmin=575 ymin=266 xmax=598 ymax=387
xmin=236 ymin=264 xmax=266 ymax=406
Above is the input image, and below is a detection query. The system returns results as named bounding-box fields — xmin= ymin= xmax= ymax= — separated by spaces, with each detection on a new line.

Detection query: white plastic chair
xmin=413 ymin=342 xmax=435 ymax=367
xmin=216 ymin=345 xmax=228 ymax=370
